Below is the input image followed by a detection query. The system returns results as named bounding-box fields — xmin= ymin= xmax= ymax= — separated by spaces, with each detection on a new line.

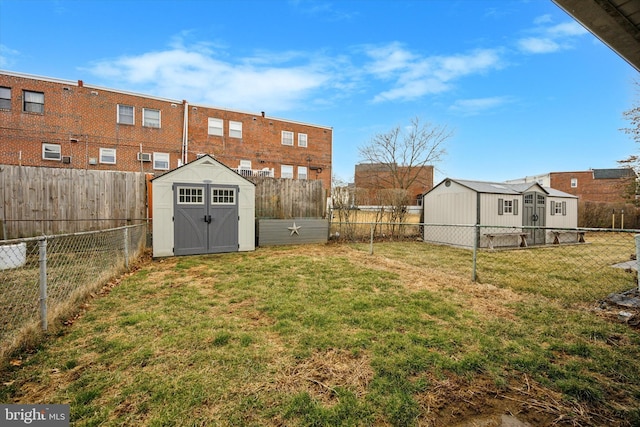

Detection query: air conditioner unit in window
xmin=137 ymin=152 xmax=152 ymax=162
xmin=61 ymin=156 xmax=72 ymax=164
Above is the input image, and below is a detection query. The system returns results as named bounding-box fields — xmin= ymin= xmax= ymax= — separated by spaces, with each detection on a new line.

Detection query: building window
xmin=117 ymin=104 xmax=134 ymax=125
xmin=211 ymin=188 xmax=236 ymax=205
xmin=282 ymin=131 xmax=294 ymax=146
xmin=99 ymin=148 xmax=116 ymax=164
xmin=229 ymin=121 xmax=242 ymax=138
xmin=153 ymin=152 xmax=170 ymax=170
xmin=298 ymin=133 xmax=308 ymax=148
xmin=143 ymin=108 xmax=161 ymax=128
xmin=177 ymin=187 xmax=204 ymax=204
xmin=503 ymin=200 xmax=513 ymax=214
xmin=0 ymin=87 xmax=11 ymax=110
xmin=298 ymin=166 xmax=308 ymax=180
xmin=570 ymin=178 xmax=578 ymax=188
xmin=208 ymin=118 xmax=223 ymax=136
xmin=281 ymin=165 xmax=294 ymax=179
xmin=42 ymin=143 xmax=61 ymax=161
xmin=24 ymin=90 xmax=44 ymax=114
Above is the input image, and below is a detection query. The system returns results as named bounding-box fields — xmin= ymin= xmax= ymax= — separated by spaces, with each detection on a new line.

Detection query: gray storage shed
xmin=152 ymin=155 xmax=255 ymax=257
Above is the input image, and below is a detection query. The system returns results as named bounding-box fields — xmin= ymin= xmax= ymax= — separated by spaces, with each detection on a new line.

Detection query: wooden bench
xmin=551 ymin=230 xmax=586 ymax=244
xmin=484 ymin=232 xmax=528 ymax=250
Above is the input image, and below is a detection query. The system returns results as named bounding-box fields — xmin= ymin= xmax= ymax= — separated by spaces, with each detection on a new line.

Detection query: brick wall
xmin=354 ymin=163 xmax=434 ymax=205
xmin=550 ymin=171 xmax=634 ymax=203
xmin=0 ymin=72 xmax=332 ymax=190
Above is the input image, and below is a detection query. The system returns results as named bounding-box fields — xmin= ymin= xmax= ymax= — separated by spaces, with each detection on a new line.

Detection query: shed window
xmin=0 ymin=87 xmax=11 ymax=109
xmin=24 ymin=90 xmax=44 ymax=113
xmin=208 ymin=118 xmax=223 ymax=136
xmin=550 ymin=201 xmax=566 ymax=216
xmin=117 ymin=104 xmax=134 ymax=125
xmin=498 ymin=198 xmax=518 ymax=215
xmin=177 ymin=187 xmax=204 ymax=204
xmin=211 ymin=188 xmax=236 ymax=205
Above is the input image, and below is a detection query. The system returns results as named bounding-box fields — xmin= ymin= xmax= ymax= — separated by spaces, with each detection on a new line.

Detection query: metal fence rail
xmin=0 ymin=224 xmax=147 ymax=360
xmin=331 ymin=221 xmax=640 ymax=304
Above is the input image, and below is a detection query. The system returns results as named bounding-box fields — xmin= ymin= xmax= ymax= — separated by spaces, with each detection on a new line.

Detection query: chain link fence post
xmin=636 ymin=234 xmax=640 ymax=292
xmin=369 ymin=223 xmax=374 ymax=255
xmin=124 ymin=227 xmax=129 ymax=270
xmin=472 ymin=224 xmax=479 ymax=282
xmin=38 ymin=237 xmax=48 ymax=331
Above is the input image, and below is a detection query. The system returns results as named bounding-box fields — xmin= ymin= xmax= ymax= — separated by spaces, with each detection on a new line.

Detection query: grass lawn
xmin=1 ymin=242 xmax=639 ymax=426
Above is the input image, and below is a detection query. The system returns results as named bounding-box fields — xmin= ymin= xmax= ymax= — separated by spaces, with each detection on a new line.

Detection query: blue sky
xmin=1 ymin=0 xmax=637 ymax=183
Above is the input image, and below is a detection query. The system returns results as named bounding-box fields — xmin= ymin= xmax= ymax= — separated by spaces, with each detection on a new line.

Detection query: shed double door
xmin=523 ymin=192 xmax=545 ymax=245
xmin=173 ymin=183 xmax=239 ymax=256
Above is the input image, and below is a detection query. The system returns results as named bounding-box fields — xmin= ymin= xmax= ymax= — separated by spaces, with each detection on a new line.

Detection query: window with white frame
xmin=211 ymin=188 xmax=236 ymax=205
xmin=24 ymin=90 xmax=44 ymax=114
xmin=282 ymin=131 xmax=294 ymax=146
xmin=117 ymin=104 xmax=134 ymax=125
xmin=208 ymin=118 xmax=223 ymax=136
xmin=99 ymin=148 xmax=117 ymax=164
xmin=298 ymin=166 xmax=308 ymax=180
xmin=229 ymin=121 xmax=242 ymax=138
xmin=177 ymin=187 xmax=204 ymax=204
xmin=570 ymin=178 xmax=578 ymax=188
xmin=503 ymin=200 xmax=513 ymax=214
xmin=42 ymin=143 xmax=61 ymax=161
xmin=298 ymin=133 xmax=308 ymax=148
xmin=153 ymin=152 xmax=170 ymax=170
xmin=0 ymin=87 xmax=11 ymax=110
xmin=143 ymin=108 xmax=161 ymax=128
xmin=281 ymin=165 xmax=294 ymax=179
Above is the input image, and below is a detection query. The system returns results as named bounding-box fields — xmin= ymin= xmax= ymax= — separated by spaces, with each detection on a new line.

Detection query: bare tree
xmin=358 ymin=116 xmax=452 ymax=235
xmin=619 ymin=79 xmax=640 ymax=202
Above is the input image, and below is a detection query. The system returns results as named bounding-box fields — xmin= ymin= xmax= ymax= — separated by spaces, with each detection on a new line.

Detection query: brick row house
xmin=0 ymin=71 xmax=332 ymax=190
xmin=506 ymin=168 xmax=638 ymax=204
xmin=354 ymin=163 xmax=434 ymax=206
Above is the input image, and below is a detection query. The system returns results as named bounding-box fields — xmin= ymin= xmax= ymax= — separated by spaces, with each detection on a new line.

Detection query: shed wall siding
xmin=423 ymin=182 xmax=476 ymax=247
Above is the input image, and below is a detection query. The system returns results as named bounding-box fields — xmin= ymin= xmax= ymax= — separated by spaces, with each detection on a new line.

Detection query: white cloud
xmin=85 ymin=47 xmax=335 ymax=113
xmin=365 ymin=44 xmax=503 ymax=102
xmin=0 ymin=44 xmax=20 ymax=69
xmin=517 ymin=19 xmax=588 ymax=55
xmin=449 ymin=96 xmax=513 ymax=116
xmin=518 ymin=37 xmax=561 ymax=54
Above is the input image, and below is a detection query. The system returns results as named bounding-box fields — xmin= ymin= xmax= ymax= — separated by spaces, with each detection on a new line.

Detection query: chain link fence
xmin=0 ymin=224 xmax=147 ymax=360
xmin=331 ymin=221 xmax=640 ymax=305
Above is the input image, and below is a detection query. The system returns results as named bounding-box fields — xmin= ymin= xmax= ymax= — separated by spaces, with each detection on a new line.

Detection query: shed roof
xmin=428 ymin=178 xmax=577 ymax=198
xmin=151 ymin=154 xmax=255 ymax=185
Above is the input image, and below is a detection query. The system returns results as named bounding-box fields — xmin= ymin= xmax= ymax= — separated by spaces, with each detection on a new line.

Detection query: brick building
xmin=506 ymin=168 xmax=637 ymax=204
xmin=354 ymin=163 xmax=434 ymax=205
xmin=549 ymin=169 xmax=637 ymax=204
xmin=0 ymin=71 xmax=332 ymax=190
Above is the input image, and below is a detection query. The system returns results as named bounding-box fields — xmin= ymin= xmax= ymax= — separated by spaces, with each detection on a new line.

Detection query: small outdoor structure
xmin=423 ymin=178 xmax=579 ymax=248
xmin=152 ymin=155 xmax=255 ymax=257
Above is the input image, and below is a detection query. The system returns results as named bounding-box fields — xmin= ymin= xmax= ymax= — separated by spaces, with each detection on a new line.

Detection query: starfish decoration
xmin=288 ymin=222 xmax=301 ymax=236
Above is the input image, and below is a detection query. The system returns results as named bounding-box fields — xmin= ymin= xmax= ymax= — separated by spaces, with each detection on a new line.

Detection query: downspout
xmin=182 ymin=100 xmax=189 ymax=165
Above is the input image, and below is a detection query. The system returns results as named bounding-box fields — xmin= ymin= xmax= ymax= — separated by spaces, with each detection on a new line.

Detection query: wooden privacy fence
xmin=0 ymin=165 xmax=147 ymax=239
xmin=252 ymin=177 xmax=326 ymax=219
